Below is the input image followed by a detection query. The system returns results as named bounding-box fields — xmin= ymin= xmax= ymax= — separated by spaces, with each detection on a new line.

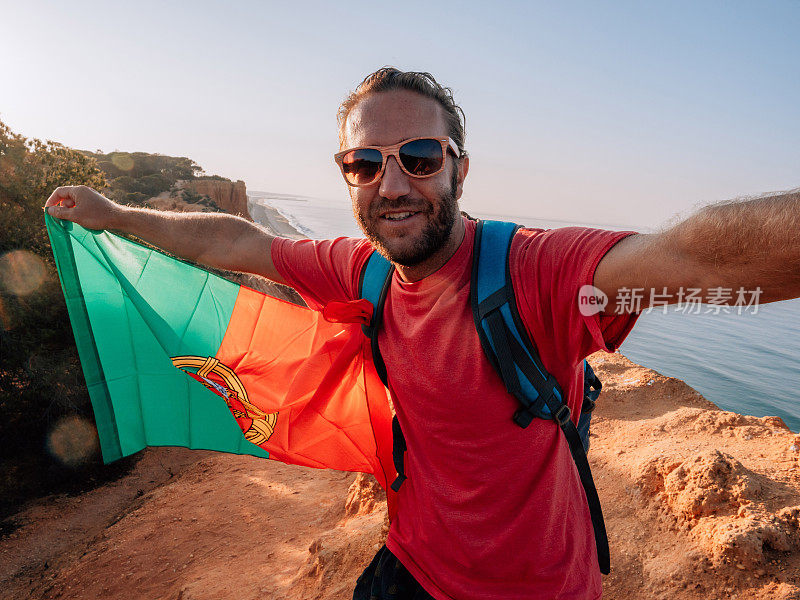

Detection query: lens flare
xmin=0 ymin=250 xmax=48 ymax=296
xmin=111 ymin=154 xmax=135 ymax=172
xmin=46 ymin=415 xmax=100 ymax=467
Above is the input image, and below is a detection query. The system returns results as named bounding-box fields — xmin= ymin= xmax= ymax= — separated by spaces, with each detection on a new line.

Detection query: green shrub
xmin=0 ymin=120 xmax=114 ymax=520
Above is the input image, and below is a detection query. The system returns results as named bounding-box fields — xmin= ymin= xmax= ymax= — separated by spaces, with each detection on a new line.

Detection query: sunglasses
xmin=334 ymin=136 xmax=461 ymax=187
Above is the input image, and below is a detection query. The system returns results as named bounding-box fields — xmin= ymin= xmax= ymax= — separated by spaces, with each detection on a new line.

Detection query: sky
xmin=2 ymin=0 xmax=799 ymax=229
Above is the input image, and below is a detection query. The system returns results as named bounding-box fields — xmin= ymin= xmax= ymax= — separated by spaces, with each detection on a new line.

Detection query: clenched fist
xmin=45 ymin=186 xmax=127 ymax=231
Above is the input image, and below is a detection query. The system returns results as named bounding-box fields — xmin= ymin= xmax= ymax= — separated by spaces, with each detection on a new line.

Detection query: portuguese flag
xmin=45 ymin=214 xmax=396 ymax=509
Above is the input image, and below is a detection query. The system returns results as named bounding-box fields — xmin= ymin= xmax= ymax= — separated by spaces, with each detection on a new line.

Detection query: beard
xmin=355 ymin=168 xmax=459 ymax=267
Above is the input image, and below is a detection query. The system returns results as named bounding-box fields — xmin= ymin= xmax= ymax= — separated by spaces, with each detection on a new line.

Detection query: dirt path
xmin=1 ymin=448 xmax=200 ymax=599
xmin=2 ymin=450 xmax=384 ymax=600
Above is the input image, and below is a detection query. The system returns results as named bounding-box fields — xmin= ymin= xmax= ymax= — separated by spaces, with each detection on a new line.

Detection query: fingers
xmin=45 ymin=185 xmax=78 ymax=207
xmin=45 ymin=185 xmax=85 ymax=221
xmin=46 ymin=204 xmax=73 ymax=221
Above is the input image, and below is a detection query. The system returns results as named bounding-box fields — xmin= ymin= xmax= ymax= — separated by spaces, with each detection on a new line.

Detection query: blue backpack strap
xmin=359 ymin=251 xmax=394 ymax=386
xmin=359 ymin=251 xmax=407 ymax=491
xmin=471 ymin=220 xmax=563 ymax=426
xmin=470 ymin=219 xmax=610 ymax=575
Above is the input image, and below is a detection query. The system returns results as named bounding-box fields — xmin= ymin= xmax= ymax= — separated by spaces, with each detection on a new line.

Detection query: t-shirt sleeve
xmin=510 ymin=227 xmax=639 ymax=367
xmin=270 ymin=236 xmax=373 ymax=310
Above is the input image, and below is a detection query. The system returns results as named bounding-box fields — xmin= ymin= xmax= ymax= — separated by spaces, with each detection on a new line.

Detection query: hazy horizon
xmin=4 ymin=1 xmax=798 ymax=230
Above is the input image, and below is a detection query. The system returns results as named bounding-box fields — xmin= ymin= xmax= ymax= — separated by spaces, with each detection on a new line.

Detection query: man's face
xmin=341 ymin=90 xmax=467 ymax=266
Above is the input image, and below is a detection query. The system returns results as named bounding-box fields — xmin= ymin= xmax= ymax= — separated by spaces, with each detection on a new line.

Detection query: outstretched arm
xmin=45 ymin=186 xmax=286 ymax=285
xmin=595 ymin=189 xmax=800 ymax=312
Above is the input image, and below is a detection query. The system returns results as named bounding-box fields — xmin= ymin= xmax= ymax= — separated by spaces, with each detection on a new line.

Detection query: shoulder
xmin=508 ymin=225 xmax=637 ymax=318
xmin=273 ymin=235 xmax=373 ymax=267
xmin=510 ymin=226 xmax=637 ymax=279
xmin=271 ymin=236 xmax=376 ymax=304
xmin=511 ymin=225 xmax=632 ymax=255
xmin=506 ymin=224 xmax=641 ymax=360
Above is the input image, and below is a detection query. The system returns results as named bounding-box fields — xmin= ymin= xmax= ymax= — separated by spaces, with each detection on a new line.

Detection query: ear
xmin=455 ymin=155 xmax=469 ymax=200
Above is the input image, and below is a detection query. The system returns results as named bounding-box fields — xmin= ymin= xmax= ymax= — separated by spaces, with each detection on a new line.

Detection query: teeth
xmin=384 ymin=212 xmax=414 ymax=220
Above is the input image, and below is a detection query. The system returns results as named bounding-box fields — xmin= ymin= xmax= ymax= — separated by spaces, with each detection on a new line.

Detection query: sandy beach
xmin=2 ymin=201 xmax=799 ymax=600
xmin=248 ymin=199 xmax=307 ymax=241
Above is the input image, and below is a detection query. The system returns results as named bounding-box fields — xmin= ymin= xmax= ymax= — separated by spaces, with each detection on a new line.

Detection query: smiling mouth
xmin=381 ymin=211 xmax=420 ymax=222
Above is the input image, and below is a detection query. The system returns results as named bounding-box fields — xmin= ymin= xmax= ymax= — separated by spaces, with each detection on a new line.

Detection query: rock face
xmin=184 ymin=179 xmax=249 ymax=218
xmin=588 ymin=352 xmax=800 ymax=599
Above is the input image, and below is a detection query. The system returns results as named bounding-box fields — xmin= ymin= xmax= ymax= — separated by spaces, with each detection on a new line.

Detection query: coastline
xmin=248 ymin=198 xmax=307 ymax=240
xmin=2 ymin=201 xmax=799 ymax=600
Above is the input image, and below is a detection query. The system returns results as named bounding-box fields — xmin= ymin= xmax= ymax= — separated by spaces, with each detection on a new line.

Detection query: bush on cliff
xmin=0 ymin=120 xmax=135 ymax=522
xmin=83 ymin=150 xmax=201 ymax=183
xmin=83 ymin=150 xmax=233 ymax=213
xmin=0 ymin=124 xmax=280 ymax=523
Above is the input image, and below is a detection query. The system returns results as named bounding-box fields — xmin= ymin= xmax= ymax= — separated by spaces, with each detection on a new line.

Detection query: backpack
xmin=358 ymin=219 xmax=610 ymax=575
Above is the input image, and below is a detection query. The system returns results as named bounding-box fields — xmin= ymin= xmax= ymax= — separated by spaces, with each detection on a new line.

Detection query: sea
xmin=249 ymin=192 xmax=800 ymax=433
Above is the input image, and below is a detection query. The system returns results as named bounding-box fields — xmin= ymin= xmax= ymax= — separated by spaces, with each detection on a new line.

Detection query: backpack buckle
xmin=390 ymin=473 xmax=407 ymax=492
xmin=513 ymin=407 xmax=535 ymax=429
xmin=554 ymin=404 xmax=571 ymax=427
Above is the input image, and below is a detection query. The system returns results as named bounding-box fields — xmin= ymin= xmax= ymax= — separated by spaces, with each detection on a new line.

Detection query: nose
xmin=378 ymin=156 xmax=411 ymax=200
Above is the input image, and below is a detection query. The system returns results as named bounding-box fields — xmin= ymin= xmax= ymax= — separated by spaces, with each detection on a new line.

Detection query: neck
xmin=394 ymin=216 xmax=466 ymax=282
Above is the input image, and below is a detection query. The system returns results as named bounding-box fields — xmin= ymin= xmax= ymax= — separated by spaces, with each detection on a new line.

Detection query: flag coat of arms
xmin=45 ymin=214 xmax=397 ymax=512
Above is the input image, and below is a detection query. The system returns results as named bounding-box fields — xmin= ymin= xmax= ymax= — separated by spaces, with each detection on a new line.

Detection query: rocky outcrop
xmin=589 ymin=352 xmax=800 ymax=599
xmin=184 ymin=178 xmax=249 ymax=218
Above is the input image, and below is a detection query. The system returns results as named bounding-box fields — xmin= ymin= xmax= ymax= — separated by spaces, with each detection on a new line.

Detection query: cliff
xmin=183 ymin=178 xmax=249 ymax=218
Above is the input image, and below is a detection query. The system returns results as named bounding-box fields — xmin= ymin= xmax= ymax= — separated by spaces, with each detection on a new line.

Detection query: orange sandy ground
xmin=2 ymin=352 xmax=799 ymax=600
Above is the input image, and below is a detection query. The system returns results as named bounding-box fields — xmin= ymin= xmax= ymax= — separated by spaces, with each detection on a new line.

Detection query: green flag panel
xmin=45 ymin=214 xmax=269 ymax=462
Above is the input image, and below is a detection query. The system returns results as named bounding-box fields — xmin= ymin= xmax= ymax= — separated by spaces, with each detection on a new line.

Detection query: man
xmin=45 ymin=68 xmax=799 ymax=599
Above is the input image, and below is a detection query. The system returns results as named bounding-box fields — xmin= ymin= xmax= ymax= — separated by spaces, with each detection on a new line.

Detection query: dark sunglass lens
xmin=399 ymin=139 xmax=443 ymax=176
xmin=342 ymin=149 xmax=382 ymax=184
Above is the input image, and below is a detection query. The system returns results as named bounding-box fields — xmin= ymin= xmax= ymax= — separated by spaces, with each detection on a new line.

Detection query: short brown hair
xmin=337 ymin=67 xmax=467 ymax=157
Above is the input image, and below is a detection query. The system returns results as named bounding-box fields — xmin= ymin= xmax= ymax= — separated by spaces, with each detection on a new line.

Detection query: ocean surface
xmin=250 ymin=192 xmax=800 ymax=432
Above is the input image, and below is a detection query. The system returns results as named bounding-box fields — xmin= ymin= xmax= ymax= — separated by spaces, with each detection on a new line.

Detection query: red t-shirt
xmin=272 ymin=217 xmax=638 ymax=600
